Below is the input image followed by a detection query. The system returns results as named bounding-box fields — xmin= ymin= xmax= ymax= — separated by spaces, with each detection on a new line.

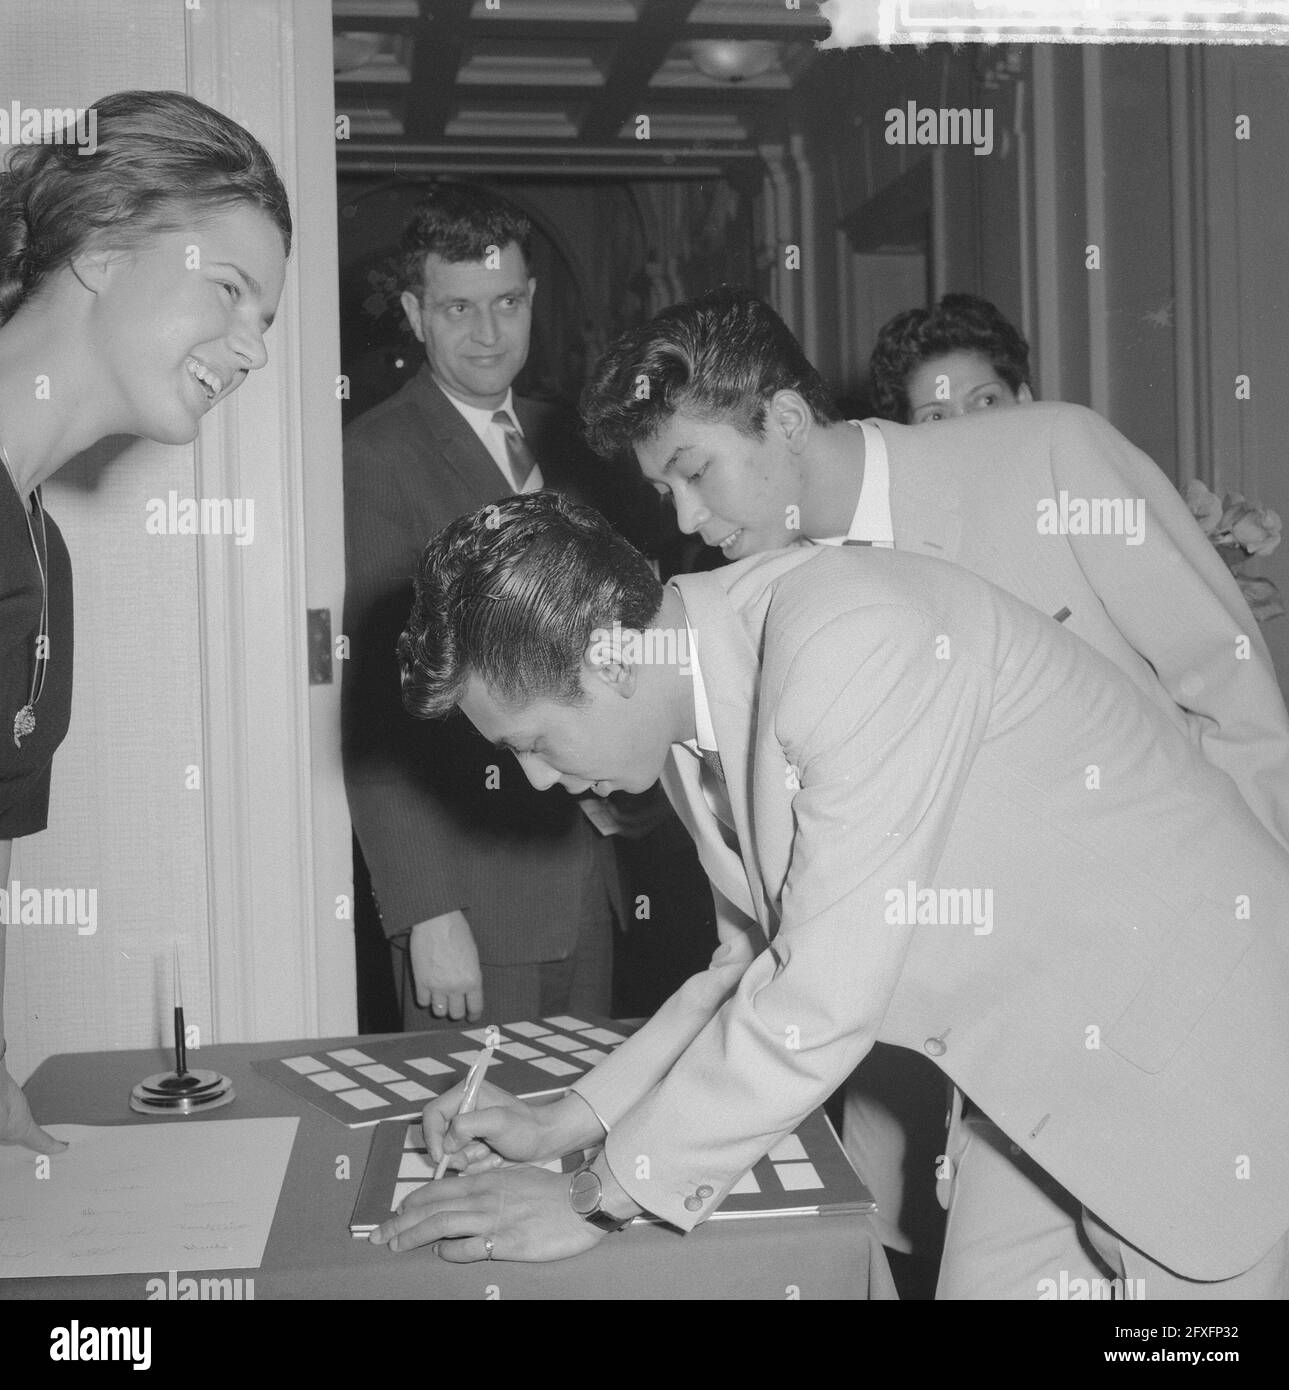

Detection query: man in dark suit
xmin=342 ymin=183 xmax=638 ymax=1028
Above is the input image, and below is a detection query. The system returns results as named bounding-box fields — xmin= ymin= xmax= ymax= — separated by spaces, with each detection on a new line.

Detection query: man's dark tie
xmin=492 ymin=411 xmax=539 ymax=489
xmin=697 ymin=745 xmax=737 ymax=843
xmin=699 ymin=747 xmax=726 ymax=784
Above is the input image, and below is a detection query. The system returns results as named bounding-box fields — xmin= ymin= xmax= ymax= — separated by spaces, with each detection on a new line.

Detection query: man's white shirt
xmin=816 ymin=419 xmax=895 ymax=548
xmin=439 ymin=384 xmax=544 ymax=493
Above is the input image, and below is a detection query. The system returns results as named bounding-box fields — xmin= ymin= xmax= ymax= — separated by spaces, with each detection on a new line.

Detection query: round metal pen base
xmin=130 ymin=1069 xmax=235 ymax=1114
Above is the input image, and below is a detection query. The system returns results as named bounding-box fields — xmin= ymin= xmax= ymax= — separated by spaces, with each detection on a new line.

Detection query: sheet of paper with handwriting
xmin=0 ymin=1118 xmax=298 ymax=1278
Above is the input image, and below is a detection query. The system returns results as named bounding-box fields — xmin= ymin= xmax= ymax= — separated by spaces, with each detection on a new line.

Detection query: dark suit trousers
xmin=389 ymin=879 xmax=614 ymax=1030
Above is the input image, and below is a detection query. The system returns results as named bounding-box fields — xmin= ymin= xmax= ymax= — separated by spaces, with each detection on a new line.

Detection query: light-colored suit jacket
xmin=661 ymin=401 xmax=1289 ymax=937
xmin=575 ymin=545 xmax=1289 ymax=1280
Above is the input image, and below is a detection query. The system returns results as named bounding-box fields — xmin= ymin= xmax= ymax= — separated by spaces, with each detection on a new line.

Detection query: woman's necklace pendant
xmin=13 ymin=704 xmax=35 ymax=748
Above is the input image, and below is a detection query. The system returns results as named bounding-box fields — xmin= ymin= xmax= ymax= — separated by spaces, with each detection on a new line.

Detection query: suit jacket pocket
xmin=1103 ymin=896 xmax=1256 ymax=1074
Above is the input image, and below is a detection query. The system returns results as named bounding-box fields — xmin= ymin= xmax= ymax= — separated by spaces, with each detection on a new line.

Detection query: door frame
xmin=187 ymin=0 xmax=354 ymax=1042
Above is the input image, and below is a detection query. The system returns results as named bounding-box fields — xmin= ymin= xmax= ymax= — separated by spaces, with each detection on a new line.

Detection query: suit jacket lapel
xmin=515 ymin=398 xmax=592 ymax=504
xmin=671 ymin=570 xmax=778 ymax=932
xmin=659 ymin=751 xmax=759 ymax=919
xmin=412 ymin=369 xmax=515 ymax=497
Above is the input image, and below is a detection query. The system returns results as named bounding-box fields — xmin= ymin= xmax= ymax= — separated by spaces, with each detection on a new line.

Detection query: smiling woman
xmin=0 ymin=89 xmax=291 ymax=1153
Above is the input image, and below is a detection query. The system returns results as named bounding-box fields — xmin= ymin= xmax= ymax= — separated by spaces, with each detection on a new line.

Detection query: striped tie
xmin=492 ymin=411 xmax=539 ymax=489
xmin=697 ymin=746 xmax=737 ymax=844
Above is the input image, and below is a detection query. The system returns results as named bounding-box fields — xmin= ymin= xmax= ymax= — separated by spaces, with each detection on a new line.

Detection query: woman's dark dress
xmin=0 ymin=477 xmax=73 ymax=839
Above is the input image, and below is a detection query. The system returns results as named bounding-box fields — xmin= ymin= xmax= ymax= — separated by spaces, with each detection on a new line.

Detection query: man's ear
xmin=769 ymin=389 xmax=813 ymax=454
xmin=400 ymin=289 xmax=426 ymax=344
xmin=585 ymin=624 xmax=639 ymax=697
xmin=527 ymin=276 xmax=537 ymax=306
xmin=1016 ymin=382 xmax=1034 ymax=404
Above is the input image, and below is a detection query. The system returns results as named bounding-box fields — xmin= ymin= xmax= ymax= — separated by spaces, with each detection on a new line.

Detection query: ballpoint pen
xmin=434 ymin=1042 xmax=495 ymax=1180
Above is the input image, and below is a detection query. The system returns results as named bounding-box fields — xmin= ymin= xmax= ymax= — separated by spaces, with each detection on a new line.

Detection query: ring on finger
xmin=484 ymin=1236 xmax=495 ymax=1260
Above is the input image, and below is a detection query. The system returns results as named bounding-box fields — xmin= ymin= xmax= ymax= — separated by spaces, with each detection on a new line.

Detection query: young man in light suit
xmin=580 ymin=288 xmax=1289 ymax=853
xmin=572 ymin=287 xmax=1289 ymax=1291
xmin=375 ymin=492 xmax=1289 ymax=1298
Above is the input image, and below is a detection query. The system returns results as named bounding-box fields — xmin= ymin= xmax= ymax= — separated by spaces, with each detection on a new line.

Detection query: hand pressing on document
xmin=0 ymin=1062 xmax=66 ymax=1154
xmin=372 ymin=1163 xmax=604 ymax=1263
xmin=409 ymin=910 xmax=483 ymax=1021
xmin=371 ymin=1082 xmax=615 ymax=1261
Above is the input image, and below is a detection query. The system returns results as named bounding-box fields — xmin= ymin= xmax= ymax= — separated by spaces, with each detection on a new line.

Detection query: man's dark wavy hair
xmin=396 ymin=182 xmax=533 ymax=297
xmin=867 ymin=292 xmax=1032 ymax=423
xmin=399 ymin=491 xmax=663 ymax=716
xmin=580 ymin=285 xmax=842 ymax=459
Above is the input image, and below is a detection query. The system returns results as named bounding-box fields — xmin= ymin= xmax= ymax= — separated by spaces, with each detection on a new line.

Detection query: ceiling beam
xmin=331 ymin=19 xmax=827 ymax=42
xmin=402 ymin=0 xmax=473 ymax=141
xmin=579 ymin=0 xmax=703 ymax=142
xmin=334 ymin=138 xmax=764 ymax=180
xmin=353 ymin=81 xmax=787 ymax=106
xmin=331 ymin=0 xmax=825 ymax=158
xmin=335 ymin=139 xmax=765 ymax=159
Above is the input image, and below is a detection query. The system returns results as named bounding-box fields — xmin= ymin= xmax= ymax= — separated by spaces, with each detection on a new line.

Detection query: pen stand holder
xmin=130 ymin=1068 xmax=235 ymax=1115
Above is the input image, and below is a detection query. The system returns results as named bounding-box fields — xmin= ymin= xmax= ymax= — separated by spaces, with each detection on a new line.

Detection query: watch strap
xmin=570 ymin=1158 xmax=634 ymax=1233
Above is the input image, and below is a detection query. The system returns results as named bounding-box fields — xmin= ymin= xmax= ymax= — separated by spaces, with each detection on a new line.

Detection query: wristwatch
xmin=569 ymin=1157 xmax=635 ymax=1233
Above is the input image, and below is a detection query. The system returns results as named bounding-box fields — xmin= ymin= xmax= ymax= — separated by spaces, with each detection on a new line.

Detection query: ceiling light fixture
xmin=687 ymin=39 xmax=780 ymax=83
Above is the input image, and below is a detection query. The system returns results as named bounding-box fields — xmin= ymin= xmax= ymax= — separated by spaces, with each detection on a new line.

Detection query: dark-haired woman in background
xmin=0 ymin=90 xmax=290 ymax=1150
xmin=869 ymin=291 xmax=1033 ymax=424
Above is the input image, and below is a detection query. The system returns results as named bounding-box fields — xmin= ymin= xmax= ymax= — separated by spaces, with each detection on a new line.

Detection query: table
xmin=8 ymin=1034 xmax=896 ymax=1301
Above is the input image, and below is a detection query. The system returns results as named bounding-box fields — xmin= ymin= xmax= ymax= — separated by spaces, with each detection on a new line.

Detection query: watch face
xmin=569 ymin=1168 xmax=600 ymax=1216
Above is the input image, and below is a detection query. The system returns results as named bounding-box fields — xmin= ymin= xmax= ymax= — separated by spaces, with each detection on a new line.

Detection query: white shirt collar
xmin=438 ymin=384 xmax=518 ymax=438
xmin=673 ymin=590 xmax=717 ymax=755
xmin=436 ymin=383 xmax=543 ymax=492
xmin=815 ymin=418 xmax=895 ymax=549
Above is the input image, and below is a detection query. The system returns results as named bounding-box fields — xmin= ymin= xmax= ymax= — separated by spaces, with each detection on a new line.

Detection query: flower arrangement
xmin=1185 ymin=480 xmax=1284 ymax=622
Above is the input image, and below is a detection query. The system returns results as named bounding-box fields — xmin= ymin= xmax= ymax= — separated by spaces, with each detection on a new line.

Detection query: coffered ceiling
xmin=332 ymin=0 xmax=829 ymax=179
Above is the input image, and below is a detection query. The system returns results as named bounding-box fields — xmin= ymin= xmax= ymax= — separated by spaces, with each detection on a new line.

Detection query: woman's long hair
xmin=0 ymin=89 xmax=292 ymax=327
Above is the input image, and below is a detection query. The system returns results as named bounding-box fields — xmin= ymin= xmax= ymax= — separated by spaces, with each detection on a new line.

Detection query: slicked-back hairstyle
xmin=580 ymin=285 xmax=843 ymax=459
xmin=399 ymin=491 xmax=664 ymax=717
xmin=868 ymin=292 xmax=1032 ymax=423
xmin=396 ymin=182 xmax=534 ymax=298
xmin=0 ymin=89 xmax=291 ymax=328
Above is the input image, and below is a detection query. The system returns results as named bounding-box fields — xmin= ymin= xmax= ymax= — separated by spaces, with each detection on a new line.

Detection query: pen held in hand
xmin=434 ymin=1043 xmax=494 ymax=1180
